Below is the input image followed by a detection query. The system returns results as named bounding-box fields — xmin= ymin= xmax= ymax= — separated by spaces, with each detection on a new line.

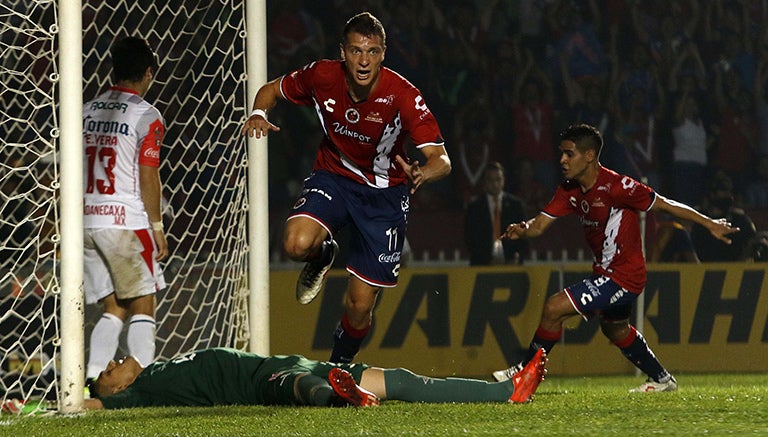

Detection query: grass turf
xmin=3 ymin=373 xmax=766 ymax=436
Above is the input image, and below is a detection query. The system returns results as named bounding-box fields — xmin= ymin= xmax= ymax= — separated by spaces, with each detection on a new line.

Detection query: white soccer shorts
xmin=84 ymin=228 xmax=166 ymax=304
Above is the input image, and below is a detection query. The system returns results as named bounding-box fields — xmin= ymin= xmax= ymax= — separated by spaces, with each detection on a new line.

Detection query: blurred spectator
xmin=267 ymin=0 xmax=326 ymax=73
xmin=384 ymin=2 xmax=434 ymax=90
xmin=545 ymin=0 xmax=608 ymax=82
xmin=513 ymin=0 xmax=550 ymax=61
xmin=609 ymin=45 xmax=665 ymax=189
xmin=464 ymin=162 xmax=528 ymax=265
xmin=745 ymin=155 xmax=768 ymax=209
xmin=631 ymin=0 xmax=700 ymax=68
xmin=669 ymin=91 xmax=710 ymax=207
xmin=509 ymin=48 xmax=557 ymax=191
xmin=558 ymin=43 xmax=614 ymax=137
xmin=711 ymin=63 xmax=758 ymax=196
xmin=647 ymin=214 xmax=699 ymax=263
xmin=691 ymin=172 xmax=757 ymax=262
xmin=452 ymin=88 xmax=501 ymax=206
xmin=745 ymin=230 xmax=768 ymax=262
xmin=755 ymin=50 xmax=768 ymax=157
xmin=511 ymin=157 xmax=550 ymax=219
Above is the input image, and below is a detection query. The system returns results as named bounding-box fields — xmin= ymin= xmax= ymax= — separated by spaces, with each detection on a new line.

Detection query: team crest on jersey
xmin=581 ymin=199 xmax=589 ymax=213
xmin=293 ymin=197 xmax=307 ymax=209
xmin=345 ymin=108 xmax=360 ymax=124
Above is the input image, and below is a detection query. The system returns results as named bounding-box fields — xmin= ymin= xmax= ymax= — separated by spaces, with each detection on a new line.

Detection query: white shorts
xmin=84 ymin=228 xmax=166 ymax=305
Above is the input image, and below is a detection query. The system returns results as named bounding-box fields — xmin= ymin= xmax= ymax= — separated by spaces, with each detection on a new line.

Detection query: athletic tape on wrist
xmin=250 ymin=109 xmax=267 ymax=120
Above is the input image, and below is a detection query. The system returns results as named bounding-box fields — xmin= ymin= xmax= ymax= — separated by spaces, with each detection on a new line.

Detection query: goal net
xmin=1 ymin=0 xmax=251 ymax=412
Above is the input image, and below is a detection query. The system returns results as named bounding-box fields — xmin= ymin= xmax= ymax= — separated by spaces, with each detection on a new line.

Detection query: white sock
xmin=127 ymin=314 xmax=156 ymax=367
xmin=87 ymin=312 xmax=123 ymax=379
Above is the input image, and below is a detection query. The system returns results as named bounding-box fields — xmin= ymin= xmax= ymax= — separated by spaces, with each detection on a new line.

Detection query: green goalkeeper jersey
xmin=100 ymin=347 xmax=368 ymax=409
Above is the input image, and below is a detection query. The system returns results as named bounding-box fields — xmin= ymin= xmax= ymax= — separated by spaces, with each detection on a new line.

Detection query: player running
xmin=492 ymin=123 xmax=737 ymax=392
xmin=241 ymin=12 xmax=451 ymax=363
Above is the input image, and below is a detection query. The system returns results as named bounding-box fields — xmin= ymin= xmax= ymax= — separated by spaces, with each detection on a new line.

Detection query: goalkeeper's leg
xmin=377 ymin=367 xmax=513 ymax=403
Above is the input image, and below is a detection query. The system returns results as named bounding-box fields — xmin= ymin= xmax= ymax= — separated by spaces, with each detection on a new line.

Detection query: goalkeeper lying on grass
xmin=85 ymin=347 xmax=546 ymax=409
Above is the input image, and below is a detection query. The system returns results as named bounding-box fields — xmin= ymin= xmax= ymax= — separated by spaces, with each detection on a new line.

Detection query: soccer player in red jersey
xmin=492 ymin=123 xmax=738 ymax=392
xmin=241 ymin=12 xmax=450 ymax=363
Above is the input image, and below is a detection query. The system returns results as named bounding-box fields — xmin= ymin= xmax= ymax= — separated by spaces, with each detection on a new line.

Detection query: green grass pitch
xmin=4 ymin=373 xmax=766 ymax=436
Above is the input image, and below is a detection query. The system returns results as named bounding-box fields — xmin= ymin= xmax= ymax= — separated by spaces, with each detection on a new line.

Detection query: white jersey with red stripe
xmin=280 ymin=60 xmax=444 ymax=188
xmin=83 ymin=86 xmax=164 ymax=229
xmin=542 ymin=166 xmax=656 ymax=293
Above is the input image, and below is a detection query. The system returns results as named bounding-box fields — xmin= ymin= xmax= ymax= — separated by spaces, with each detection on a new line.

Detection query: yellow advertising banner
xmin=269 ymin=263 xmax=768 ymax=377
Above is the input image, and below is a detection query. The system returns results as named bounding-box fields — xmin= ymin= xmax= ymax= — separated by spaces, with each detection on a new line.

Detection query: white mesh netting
xmin=1 ymin=0 xmax=251 ymax=410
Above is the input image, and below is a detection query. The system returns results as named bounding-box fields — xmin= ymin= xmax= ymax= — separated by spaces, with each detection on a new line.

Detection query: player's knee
xmin=541 ymin=294 xmax=568 ymax=322
xmin=600 ymin=319 xmax=630 ymax=342
xmin=283 ymin=232 xmax=317 ymax=261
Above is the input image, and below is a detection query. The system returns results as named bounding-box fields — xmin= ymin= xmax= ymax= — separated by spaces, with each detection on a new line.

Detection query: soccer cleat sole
xmin=508 ymin=348 xmax=547 ymax=403
xmin=328 ymin=368 xmax=380 ymax=407
xmin=296 ymin=240 xmax=338 ymax=304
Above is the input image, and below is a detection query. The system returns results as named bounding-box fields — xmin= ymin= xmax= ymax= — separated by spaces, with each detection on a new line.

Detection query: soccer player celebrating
xmin=83 ymin=347 xmax=546 ymax=409
xmin=241 ymin=12 xmax=450 ymax=363
xmin=492 ymin=123 xmax=738 ymax=392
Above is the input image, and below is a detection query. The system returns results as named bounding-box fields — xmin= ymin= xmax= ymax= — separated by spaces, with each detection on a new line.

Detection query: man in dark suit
xmin=464 ymin=162 xmax=528 ymax=265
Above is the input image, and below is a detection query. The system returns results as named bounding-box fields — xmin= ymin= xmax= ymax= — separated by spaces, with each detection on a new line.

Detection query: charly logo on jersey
xmin=580 ymin=199 xmax=589 ymax=213
xmin=591 ymin=197 xmax=605 ymax=207
xmin=345 ymin=108 xmax=360 ymax=124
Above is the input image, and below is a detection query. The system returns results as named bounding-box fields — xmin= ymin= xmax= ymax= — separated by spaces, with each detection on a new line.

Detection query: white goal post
xmin=0 ymin=0 xmax=268 ymax=414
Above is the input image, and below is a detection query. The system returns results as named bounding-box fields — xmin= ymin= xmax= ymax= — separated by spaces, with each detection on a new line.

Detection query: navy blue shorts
xmin=564 ymin=275 xmax=638 ymax=321
xmin=288 ymin=170 xmax=409 ymax=287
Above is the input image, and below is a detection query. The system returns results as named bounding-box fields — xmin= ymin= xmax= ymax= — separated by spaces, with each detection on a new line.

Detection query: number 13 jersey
xmin=82 ymin=86 xmax=164 ymax=229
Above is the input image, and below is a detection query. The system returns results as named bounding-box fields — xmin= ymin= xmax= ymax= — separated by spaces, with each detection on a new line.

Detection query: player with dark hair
xmin=82 ymin=347 xmax=547 ymax=409
xmin=83 ymin=36 xmax=167 ymax=384
xmin=241 ymin=12 xmax=451 ymax=363
xmin=492 ymin=123 xmax=737 ymax=392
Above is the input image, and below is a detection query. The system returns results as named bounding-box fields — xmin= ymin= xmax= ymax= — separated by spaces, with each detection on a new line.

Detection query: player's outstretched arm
xmin=503 ymin=213 xmax=554 ymax=240
xmin=652 ymin=194 xmax=739 ymax=244
xmin=241 ymin=78 xmax=283 ymax=139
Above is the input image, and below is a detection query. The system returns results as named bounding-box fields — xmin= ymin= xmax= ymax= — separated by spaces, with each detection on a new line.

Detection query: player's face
xmin=341 ymin=32 xmax=385 ymax=89
xmin=559 ymin=140 xmax=592 ymax=182
xmin=96 ymin=356 xmax=140 ymax=395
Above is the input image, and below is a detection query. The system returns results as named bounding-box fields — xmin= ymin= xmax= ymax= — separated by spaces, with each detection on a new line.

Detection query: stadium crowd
xmin=263 ymin=0 xmax=768 ymax=261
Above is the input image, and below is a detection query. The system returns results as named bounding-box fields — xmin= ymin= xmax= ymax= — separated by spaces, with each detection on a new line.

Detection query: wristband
xmin=151 ymin=221 xmax=164 ymax=231
xmin=250 ymin=109 xmax=267 ymax=120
